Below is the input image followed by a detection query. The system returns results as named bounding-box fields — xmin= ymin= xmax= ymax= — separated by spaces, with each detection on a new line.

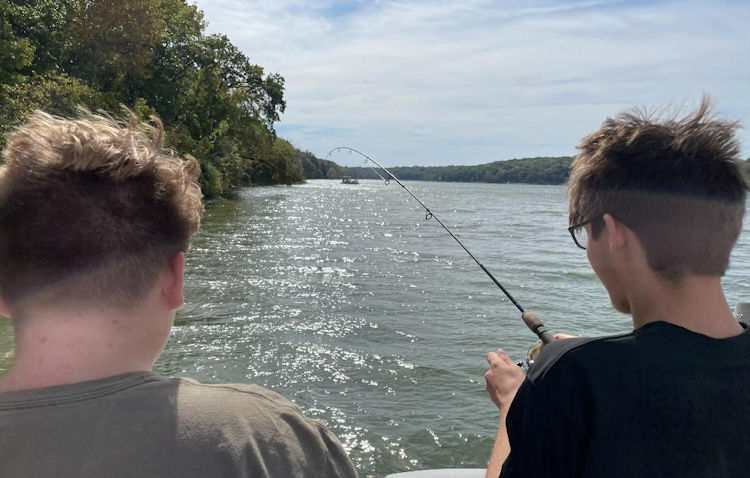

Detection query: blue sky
xmin=195 ymin=0 xmax=750 ymax=167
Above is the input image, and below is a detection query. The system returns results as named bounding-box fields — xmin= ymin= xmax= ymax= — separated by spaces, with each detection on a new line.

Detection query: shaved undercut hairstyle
xmin=568 ymin=97 xmax=747 ymax=284
xmin=0 ymin=110 xmax=204 ymax=310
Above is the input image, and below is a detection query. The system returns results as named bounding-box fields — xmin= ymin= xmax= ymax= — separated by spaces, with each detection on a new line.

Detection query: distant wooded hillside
xmin=305 ymin=156 xmax=574 ymax=184
xmin=304 ymin=155 xmax=750 ymax=186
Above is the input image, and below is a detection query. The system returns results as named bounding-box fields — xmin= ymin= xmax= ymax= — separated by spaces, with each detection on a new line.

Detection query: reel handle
xmin=521 ymin=310 xmax=555 ymax=345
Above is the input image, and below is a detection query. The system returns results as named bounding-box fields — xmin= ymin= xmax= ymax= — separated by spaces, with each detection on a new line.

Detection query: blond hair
xmin=0 ymin=109 xmax=204 ymax=308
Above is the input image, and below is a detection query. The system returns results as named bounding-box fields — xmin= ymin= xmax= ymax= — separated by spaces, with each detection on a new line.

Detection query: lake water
xmin=1 ymin=180 xmax=748 ymax=476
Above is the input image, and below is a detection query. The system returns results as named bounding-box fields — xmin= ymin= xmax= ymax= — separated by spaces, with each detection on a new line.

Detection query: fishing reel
xmin=515 ymin=340 xmax=543 ymax=371
xmin=514 ymin=309 xmax=555 ymax=371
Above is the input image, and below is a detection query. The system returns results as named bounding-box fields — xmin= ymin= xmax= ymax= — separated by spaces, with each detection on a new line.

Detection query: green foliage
xmin=131 ymin=97 xmax=157 ymax=120
xmin=740 ymin=159 xmax=750 ymax=185
xmin=319 ymin=156 xmax=750 ymax=188
xmin=3 ymin=0 xmax=77 ymax=73
xmin=197 ymin=159 xmax=223 ymax=198
xmin=300 ymin=150 xmax=343 ymax=179
xmin=0 ymin=4 xmax=34 ymax=85
xmin=0 ymin=0 xmax=297 ymax=197
xmin=269 ymin=138 xmax=303 ymax=185
xmin=69 ymin=0 xmax=165 ymax=90
xmin=336 ymin=156 xmax=574 ymax=185
xmin=0 ymin=71 xmax=99 ymax=151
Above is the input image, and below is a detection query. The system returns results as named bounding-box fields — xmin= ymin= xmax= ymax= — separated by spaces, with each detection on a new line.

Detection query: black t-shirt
xmin=500 ymin=321 xmax=750 ymax=478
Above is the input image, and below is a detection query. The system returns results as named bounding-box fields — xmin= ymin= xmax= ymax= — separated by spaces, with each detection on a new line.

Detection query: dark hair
xmin=0 ymin=110 xmax=204 ymax=309
xmin=568 ymin=97 xmax=747 ymax=283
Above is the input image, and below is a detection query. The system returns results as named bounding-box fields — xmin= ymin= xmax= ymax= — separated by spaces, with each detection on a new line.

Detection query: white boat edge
xmin=385 ymin=469 xmax=485 ymax=478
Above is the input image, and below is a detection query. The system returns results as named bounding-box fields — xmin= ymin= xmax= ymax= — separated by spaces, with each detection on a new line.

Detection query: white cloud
xmin=196 ymin=0 xmax=750 ymax=165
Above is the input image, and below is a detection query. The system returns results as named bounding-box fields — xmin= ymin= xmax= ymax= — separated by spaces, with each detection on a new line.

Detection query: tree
xmin=0 ymin=72 xmax=99 ymax=150
xmin=0 ymin=0 xmax=298 ymax=195
xmin=195 ymin=34 xmax=286 ymax=133
xmin=71 ymin=0 xmax=164 ymax=87
xmin=3 ymin=0 xmax=78 ymax=73
xmin=269 ymin=138 xmax=303 ymax=185
xmin=0 ymin=0 xmax=35 ymax=85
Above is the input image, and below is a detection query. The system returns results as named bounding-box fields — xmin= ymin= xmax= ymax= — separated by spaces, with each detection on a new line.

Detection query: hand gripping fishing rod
xmin=326 ymin=146 xmax=555 ymax=345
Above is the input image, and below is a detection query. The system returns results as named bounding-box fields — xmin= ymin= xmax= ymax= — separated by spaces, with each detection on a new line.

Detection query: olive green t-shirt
xmin=0 ymin=372 xmax=358 ymax=477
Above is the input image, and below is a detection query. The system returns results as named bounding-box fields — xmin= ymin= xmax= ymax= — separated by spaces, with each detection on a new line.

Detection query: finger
xmin=554 ymin=333 xmax=576 ymax=340
xmin=495 ymin=349 xmax=516 ymax=365
xmin=486 ymin=351 xmax=503 ymax=365
xmin=489 ymin=358 xmax=514 ymax=372
xmin=498 ymin=352 xmax=514 ymax=365
xmin=529 ymin=343 xmax=543 ymax=360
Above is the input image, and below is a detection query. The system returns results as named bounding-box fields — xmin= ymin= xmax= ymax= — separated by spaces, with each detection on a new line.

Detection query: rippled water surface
xmin=1 ymin=180 xmax=749 ymax=476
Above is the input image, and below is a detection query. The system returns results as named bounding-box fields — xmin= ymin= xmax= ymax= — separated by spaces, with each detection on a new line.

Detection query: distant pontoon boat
xmin=341 ymin=176 xmax=359 ymax=184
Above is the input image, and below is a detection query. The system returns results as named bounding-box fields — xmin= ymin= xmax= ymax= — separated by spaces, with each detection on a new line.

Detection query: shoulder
xmin=170 ymin=378 xmax=321 ymax=432
xmin=169 ymin=377 xmax=345 ymax=440
xmin=168 ymin=378 xmax=358 ymax=476
xmin=174 ymin=378 xmax=303 ymax=412
xmin=526 ymin=331 xmax=639 ymax=384
xmin=502 ymin=334 xmax=641 ymax=478
xmin=502 ymin=332 xmax=644 ymax=477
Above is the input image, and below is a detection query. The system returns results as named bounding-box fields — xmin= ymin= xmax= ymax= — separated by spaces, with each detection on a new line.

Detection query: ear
xmin=0 ymin=296 xmax=10 ymax=319
xmin=161 ymin=252 xmax=185 ymax=310
xmin=602 ymin=213 xmax=627 ymax=252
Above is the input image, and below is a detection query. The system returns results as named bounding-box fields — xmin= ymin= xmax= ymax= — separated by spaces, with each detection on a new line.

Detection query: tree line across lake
xmin=305 ymin=155 xmax=750 ymax=187
xmin=2 ymin=1 xmax=748 ymax=196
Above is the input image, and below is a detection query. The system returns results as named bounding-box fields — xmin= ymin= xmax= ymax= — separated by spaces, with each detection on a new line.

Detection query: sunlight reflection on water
xmin=160 ymin=181 xmax=750 ymax=476
xmin=1 ymin=180 xmax=748 ymax=477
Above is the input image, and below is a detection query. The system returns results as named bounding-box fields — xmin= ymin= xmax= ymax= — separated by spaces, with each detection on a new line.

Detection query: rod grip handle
xmin=522 ymin=310 xmax=555 ymax=345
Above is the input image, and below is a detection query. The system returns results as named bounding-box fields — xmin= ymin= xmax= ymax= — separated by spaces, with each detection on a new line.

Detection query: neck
xmin=629 ymin=274 xmax=742 ymax=338
xmin=0 ymin=307 xmax=166 ymax=393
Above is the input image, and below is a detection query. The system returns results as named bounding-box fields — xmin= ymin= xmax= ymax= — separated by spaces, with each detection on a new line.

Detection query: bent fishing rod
xmin=326 ymin=146 xmax=554 ymax=345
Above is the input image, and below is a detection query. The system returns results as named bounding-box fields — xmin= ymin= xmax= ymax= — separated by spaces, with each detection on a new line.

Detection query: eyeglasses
xmin=568 ymin=215 xmax=602 ymax=250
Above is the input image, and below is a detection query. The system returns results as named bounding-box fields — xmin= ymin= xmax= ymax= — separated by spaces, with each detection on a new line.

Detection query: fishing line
xmin=326 ymin=146 xmax=554 ymax=345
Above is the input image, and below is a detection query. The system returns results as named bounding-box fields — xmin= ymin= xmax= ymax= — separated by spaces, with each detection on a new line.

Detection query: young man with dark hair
xmin=484 ymin=98 xmax=750 ymax=478
xmin=0 ymin=111 xmax=358 ymax=477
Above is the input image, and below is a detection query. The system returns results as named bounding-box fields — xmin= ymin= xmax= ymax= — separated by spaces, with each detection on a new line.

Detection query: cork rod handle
xmin=521 ymin=310 xmax=555 ymax=345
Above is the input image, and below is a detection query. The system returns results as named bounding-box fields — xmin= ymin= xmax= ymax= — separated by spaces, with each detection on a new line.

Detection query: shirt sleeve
xmin=499 ymin=356 xmax=593 ymax=478
xmin=244 ymin=405 xmax=359 ymax=478
xmin=300 ymin=419 xmax=359 ymax=478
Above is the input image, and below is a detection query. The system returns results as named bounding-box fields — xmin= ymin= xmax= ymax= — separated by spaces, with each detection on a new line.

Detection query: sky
xmin=195 ymin=0 xmax=750 ymax=167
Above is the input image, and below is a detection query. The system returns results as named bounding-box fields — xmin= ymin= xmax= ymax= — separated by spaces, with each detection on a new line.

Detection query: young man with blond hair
xmin=0 ymin=111 xmax=357 ymax=477
xmin=484 ymin=99 xmax=750 ymax=477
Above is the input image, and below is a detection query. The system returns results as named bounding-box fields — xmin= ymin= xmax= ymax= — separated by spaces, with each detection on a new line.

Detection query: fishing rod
xmin=326 ymin=146 xmax=554 ymax=346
